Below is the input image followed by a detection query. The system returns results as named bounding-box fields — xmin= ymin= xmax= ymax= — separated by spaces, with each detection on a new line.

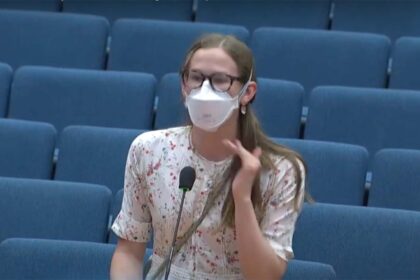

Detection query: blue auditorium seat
xmin=0 ymin=10 xmax=109 ymax=69
xmin=8 ymin=66 xmax=156 ymax=133
xmin=0 ymin=238 xmax=154 ymax=279
xmin=293 ymin=203 xmax=420 ymax=279
xmin=153 ymin=73 xmax=187 ymax=129
xmin=63 ymin=0 xmax=194 ymax=23
xmin=195 ymin=0 xmax=331 ymax=31
xmin=0 ymin=119 xmax=56 ymax=179
xmin=389 ymin=37 xmax=420 ymax=90
xmin=305 ymin=86 xmax=420 ymax=166
xmin=0 ymin=62 xmax=12 ymax=117
xmin=0 ymin=177 xmax=111 ymax=243
xmin=107 ymin=19 xmax=249 ymax=78
xmin=369 ymin=149 xmax=420 ymax=212
xmin=251 ymin=28 xmax=390 ymax=104
xmin=284 ymin=259 xmax=336 ymax=280
xmin=274 ymin=138 xmax=368 ymax=205
xmin=332 ymin=0 xmax=420 ymax=42
xmin=0 ymin=238 xmax=115 ymax=279
xmin=108 ymin=189 xmax=154 ymax=249
xmin=252 ymin=78 xmax=303 ymax=138
xmin=0 ymin=0 xmax=60 ymax=11
xmin=154 ymin=73 xmax=303 ymax=138
xmin=55 ymin=126 xmax=144 ymax=195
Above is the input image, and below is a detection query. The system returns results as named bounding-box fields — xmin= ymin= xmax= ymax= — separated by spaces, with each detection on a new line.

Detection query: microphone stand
xmin=164 ymin=187 xmax=188 ymax=280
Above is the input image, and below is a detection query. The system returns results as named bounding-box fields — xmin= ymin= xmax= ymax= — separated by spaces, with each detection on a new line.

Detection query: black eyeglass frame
xmin=182 ymin=70 xmax=243 ymax=92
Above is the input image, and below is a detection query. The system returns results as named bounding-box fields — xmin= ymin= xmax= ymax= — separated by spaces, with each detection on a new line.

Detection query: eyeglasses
xmin=182 ymin=70 xmax=242 ymax=92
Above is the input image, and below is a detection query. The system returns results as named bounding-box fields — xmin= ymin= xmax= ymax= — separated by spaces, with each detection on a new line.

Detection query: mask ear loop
xmin=239 ymin=68 xmax=253 ymax=115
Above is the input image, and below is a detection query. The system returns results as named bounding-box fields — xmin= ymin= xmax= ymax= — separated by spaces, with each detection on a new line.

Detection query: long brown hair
xmin=181 ymin=33 xmax=306 ymax=227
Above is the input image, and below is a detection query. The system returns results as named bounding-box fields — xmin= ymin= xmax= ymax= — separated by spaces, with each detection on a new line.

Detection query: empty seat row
xmin=0 ymin=67 xmax=303 ymax=138
xmin=2 ymin=199 xmax=420 ymax=279
xmin=3 ymin=0 xmax=420 ymax=42
xmin=0 ymin=238 xmax=335 ymax=280
xmin=2 ymin=10 xmax=420 ymax=93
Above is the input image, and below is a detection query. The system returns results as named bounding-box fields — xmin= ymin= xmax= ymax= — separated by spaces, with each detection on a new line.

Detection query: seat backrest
xmin=0 ymin=62 xmax=12 ymax=117
xmin=195 ymin=0 xmax=331 ymax=31
xmin=0 ymin=177 xmax=111 ymax=243
xmin=0 ymin=238 xmax=115 ymax=279
xmin=154 ymin=73 xmax=304 ymax=138
xmin=153 ymin=73 xmax=187 ymax=130
xmin=0 ymin=238 xmax=153 ymax=279
xmin=0 ymin=1 xmax=60 ymax=11
xmin=107 ymin=19 xmax=249 ymax=78
xmin=63 ymin=0 xmax=194 ymax=23
xmin=284 ymin=259 xmax=336 ymax=280
xmin=0 ymin=10 xmax=109 ymax=70
xmin=55 ymin=126 xmax=143 ymax=195
xmin=8 ymin=66 xmax=156 ymax=133
xmin=305 ymin=86 xmax=420 ymax=166
xmin=0 ymin=119 xmax=56 ymax=179
xmin=274 ymin=138 xmax=368 ymax=205
xmin=369 ymin=149 xmax=420 ymax=212
xmin=389 ymin=37 xmax=420 ymax=90
xmin=332 ymin=0 xmax=420 ymax=42
xmin=251 ymin=28 xmax=390 ymax=103
xmin=293 ymin=203 xmax=420 ymax=279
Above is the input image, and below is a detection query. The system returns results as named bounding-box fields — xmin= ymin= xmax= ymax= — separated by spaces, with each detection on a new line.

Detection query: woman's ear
xmin=240 ymin=81 xmax=257 ymax=106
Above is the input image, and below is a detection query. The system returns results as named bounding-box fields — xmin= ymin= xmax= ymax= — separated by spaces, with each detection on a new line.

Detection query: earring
xmin=240 ymin=105 xmax=247 ymax=115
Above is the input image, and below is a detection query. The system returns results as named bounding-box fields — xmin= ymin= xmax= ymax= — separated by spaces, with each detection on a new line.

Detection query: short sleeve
xmin=260 ymin=157 xmax=305 ymax=261
xmin=111 ymin=137 xmax=153 ymax=243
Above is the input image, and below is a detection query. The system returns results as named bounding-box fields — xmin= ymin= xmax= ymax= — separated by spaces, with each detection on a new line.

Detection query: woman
xmin=110 ymin=33 xmax=306 ymax=280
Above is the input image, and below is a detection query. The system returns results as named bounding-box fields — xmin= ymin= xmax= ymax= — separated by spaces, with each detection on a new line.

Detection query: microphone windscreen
xmin=179 ymin=166 xmax=196 ymax=191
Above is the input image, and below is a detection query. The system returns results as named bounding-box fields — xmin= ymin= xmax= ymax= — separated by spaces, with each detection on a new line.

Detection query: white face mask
xmin=185 ymin=80 xmax=248 ymax=132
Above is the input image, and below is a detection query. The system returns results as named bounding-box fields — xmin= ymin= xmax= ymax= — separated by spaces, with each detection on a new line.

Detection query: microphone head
xmin=179 ymin=166 xmax=196 ymax=191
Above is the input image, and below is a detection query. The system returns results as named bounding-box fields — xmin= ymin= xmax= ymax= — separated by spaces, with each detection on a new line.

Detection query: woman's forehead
xmin=189 ymin=48 xmax=238 ymax=75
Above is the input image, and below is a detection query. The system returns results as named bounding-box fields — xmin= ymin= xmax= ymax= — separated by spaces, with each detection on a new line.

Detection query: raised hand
xmin=222 ymin=139 xmax=262 ymax=202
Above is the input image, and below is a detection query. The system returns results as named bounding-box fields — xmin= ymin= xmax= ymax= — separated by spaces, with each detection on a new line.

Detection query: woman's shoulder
xmin=131 ymin=126 xmax=190 ymax=149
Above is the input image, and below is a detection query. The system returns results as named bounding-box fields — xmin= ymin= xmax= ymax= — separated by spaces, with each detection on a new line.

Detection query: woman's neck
xmin=191 ymin=115 xmax=239 ymax=162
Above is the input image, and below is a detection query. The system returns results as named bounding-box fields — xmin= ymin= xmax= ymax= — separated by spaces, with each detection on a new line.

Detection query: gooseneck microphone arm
xmin=164 ymin=166 xmax=196 ymax=280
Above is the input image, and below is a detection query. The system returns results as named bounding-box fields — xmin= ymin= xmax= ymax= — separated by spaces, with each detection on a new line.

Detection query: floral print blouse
xmin=112 ymin=126 xmax=305 ymax=280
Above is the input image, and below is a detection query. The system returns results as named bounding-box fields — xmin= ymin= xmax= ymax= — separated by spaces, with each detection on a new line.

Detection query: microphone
xmin=164 ymin=166 xmax=196 ymax=280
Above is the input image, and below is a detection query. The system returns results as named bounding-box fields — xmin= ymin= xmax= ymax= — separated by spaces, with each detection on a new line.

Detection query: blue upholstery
xmin=154 ymin=73 xmax=188 ymax=129
xmin=285 ymin=259 xmax=336 ymax=280
xmin=251 ymin=28 xmax=390 ymax=102
xmin=107 ymin=19 xmax=249 ymax=78
xmin=196 ymin=0 xmax=331 ymax=31
xmin=0 ymin=238 xmax=114 ymax=279
xmin=0 ymin=119 xmax=56 ymax=179
xmin=0 ymin=1 xmax=60 ymax=11
xmin=63 ymin=0 xmax=194 ymax=22
xmin=274 ymin=138 xmax=368 ymax=205
xmin=0 ymin=238 xmax=153 ymax=280
xmin=305 ymin=86 xmax=420 ymax=166
xmin=369 ymin=149 xmax=420 ymax=212
xmin=389 ymin=37 xmax=420 ymax=90
xmin=332 ymin=0 xmax=420 ymax=42
xmin=55 ymin=126 xmax=143 ymax=195
xmin=109 ymin=189 xmax=154 ymax=249
xmin=0 ymin=10 xmax=109 ymax=70
xmin=8 ymin=66 xmax=156 ymax=133
xmin=0 ymin=62 xmax=12 ymax=117
xmin=0 ymin=177 xmax=111 ymax=243
xmin=294 ymin=203 xmax=420 ymax=279
xmin=154 ymin=73 xmax=303 ymax=138
xmin=252 ymin=78 xmax=303 ymax=138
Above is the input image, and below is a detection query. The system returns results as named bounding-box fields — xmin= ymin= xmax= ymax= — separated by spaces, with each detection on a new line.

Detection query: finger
xmin=252 ymin=147 xmax=262 ymax=158
xmin=222 ymin=139 xmax=239 ymax=154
